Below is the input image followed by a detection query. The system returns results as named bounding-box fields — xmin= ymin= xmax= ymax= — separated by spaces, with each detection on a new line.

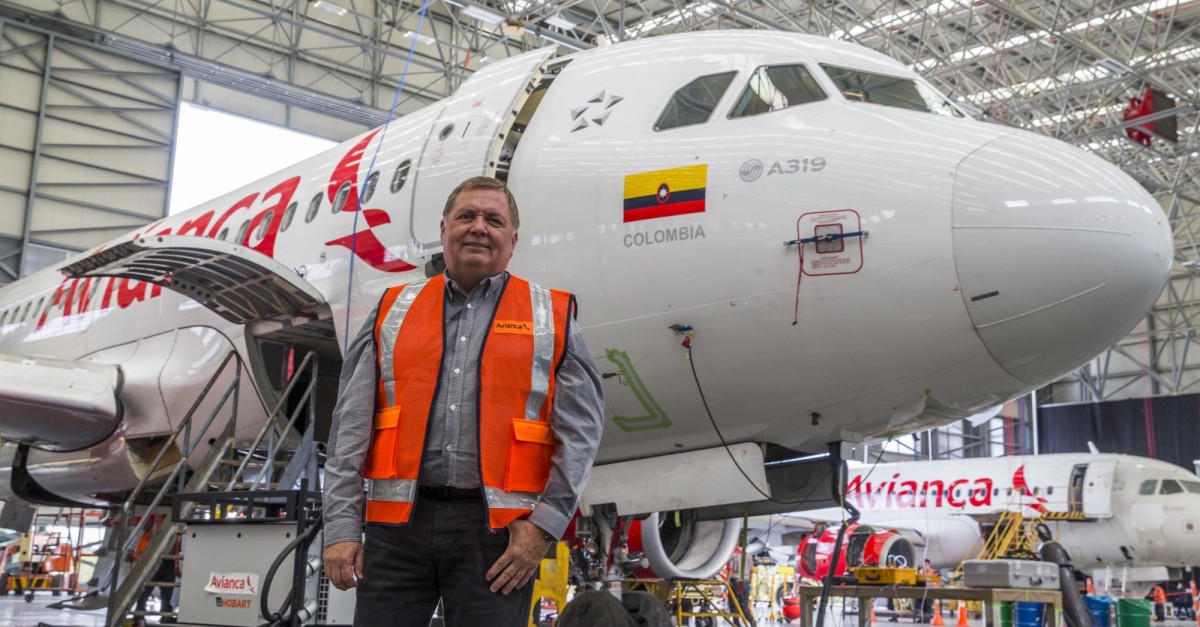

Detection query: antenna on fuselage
xmin=1087 ymin=442 xmax=1101 ymax=454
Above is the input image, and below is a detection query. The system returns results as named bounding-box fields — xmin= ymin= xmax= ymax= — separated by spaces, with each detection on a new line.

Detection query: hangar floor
xmin=2 ymin=594 xmax=1197 ymax=627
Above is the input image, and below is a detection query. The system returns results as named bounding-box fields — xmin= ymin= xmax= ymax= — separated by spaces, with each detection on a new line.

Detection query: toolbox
xmin=852 ymin=566 xmax=918 ymax=586
xmin=961 ymin=559 xmax=1060 ymax=589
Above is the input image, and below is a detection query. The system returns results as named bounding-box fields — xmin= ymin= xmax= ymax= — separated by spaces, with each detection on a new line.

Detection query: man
xmin=322 ymin=176 xmax=605 ymax=627
xmin=920 ymin=559 xmax=936 ymax=623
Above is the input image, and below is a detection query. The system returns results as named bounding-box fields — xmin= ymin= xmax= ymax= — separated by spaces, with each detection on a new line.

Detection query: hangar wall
xmin=0 ymin=18 xmax=180 ymax=281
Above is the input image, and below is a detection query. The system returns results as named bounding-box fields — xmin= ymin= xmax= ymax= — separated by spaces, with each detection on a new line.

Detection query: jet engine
xmin=797 ymin=523 xmax=916 ymax=579
xmin=625 ymin=510 xmax=742 ymax=579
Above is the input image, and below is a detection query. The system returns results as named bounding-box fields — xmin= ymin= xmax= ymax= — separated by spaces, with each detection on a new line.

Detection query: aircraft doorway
xmin=245 ymin=309 xmax=343 ymax=448
xmin=1069 ymin=463 xmax=1087 ymax=514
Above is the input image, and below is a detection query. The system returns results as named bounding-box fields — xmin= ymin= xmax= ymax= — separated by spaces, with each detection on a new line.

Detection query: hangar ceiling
xmin=0 ymin=0 xmax=1197 ymax=410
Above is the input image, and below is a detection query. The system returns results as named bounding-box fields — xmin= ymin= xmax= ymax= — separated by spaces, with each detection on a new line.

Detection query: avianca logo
xmin=492 ymin=320 xmax=533 ymax=334
xmin=1012 ymin=465 xmax=1050 ymax=514
xmin=323 ymin=130 xmax=416 ymax=273
xmin=847 ymin=473 xmax=993 ymax=509
xmin=845 ymin=465 xmax=1049 ymax=513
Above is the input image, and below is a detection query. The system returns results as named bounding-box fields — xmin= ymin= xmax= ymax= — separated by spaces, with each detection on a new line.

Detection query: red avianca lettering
xmin=846 ymin=472 xmax=993 ymax=509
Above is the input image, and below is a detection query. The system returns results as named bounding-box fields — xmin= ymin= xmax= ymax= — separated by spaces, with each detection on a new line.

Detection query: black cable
xmin=686 ymin=343 xmax=892 ymax=508
xmin=258 ymin=515 xmax=323 ymax=627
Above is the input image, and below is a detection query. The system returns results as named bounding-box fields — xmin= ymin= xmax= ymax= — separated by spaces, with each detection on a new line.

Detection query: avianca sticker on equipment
xmin=204 ymin=572 xmax=259 ymax=596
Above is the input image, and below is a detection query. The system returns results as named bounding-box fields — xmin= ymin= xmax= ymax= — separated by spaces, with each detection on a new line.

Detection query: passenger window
xmin=305 ymin=193 xmax=322 ymax=223
xmin=1161 ymin=479 xmax=1184 ymax=495
xmin=218 ymin=227 xmax=229 ymax=241
xmin=391 ymin=159 xmax=411 ymax=193
xmin=255 ymin=211 xmax=274 ymax=241
xmin=332 ymin=182 xmax=352 ymax=214
xmin=1139 ymin=480 xmax=1158 ymax=495
xmin=235 ymin=221 xmax=250 ymax=245
xmin=729 ymin=64 xmax=826 ymax=119
xmin=21 ymin=301 xmax=31 ymax=322
xmin=281 ymin=202 xmax=298 ymax=232
xmin=820 ymin=64 xmax=963 ymax=118
xmin=362 ymin=171 xmax=380 ymax=204
xmin=655 ymin=72 xmax=737 ymax=131
xmin=1047 ymin=487 xmax=1054 ymax=495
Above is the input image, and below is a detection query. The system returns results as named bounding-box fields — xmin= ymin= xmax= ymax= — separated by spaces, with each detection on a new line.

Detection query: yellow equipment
xmin=851 ymin=566 xmax=918 ymax=586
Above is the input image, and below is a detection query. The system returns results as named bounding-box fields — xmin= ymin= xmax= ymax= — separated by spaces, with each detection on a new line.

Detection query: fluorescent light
xmin=311 ymin=0 xmax=348 ymax=16
xmin=1095 ymin=58 xmax=1134 ymax=76
xmin=462 ymin=5 xmax=505 ymax=25
xmin=545 ymin=13 xmax=576 ymax=29
xmin=404 ymin=31 xmax=436 ymax=45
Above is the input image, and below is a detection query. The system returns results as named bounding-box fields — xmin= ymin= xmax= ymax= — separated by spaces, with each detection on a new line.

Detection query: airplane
xmin=791 ymin=452 xmax=1200 ymax=593
xmin=0 ymin=30 xmax=1174 ymax=582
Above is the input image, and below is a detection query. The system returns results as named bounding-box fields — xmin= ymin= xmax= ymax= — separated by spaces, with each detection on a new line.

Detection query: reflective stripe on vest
xmin=377 ymin=279 xmax=429 ymax=408
xmin=364 ymin=274 xmax=571 ymax=529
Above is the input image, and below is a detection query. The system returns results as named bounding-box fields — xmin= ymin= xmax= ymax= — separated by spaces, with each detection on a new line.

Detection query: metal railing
xmin=103 ymin=349 xmax=321 ymax=627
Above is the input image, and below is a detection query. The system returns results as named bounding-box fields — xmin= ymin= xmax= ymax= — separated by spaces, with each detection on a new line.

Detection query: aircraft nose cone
xmin=952 ymin=132 xmax=1172 ymax=385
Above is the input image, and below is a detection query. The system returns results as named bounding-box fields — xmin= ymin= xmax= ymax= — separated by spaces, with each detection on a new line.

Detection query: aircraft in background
xmin=0 ymin=31 xmax=1174 ymax=579
xmin=791 ymin=453 xmax=1200 ymax=592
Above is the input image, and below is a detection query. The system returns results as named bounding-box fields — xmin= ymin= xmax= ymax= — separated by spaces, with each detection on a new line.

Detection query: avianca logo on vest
xmin=493 ymin=320 xmax=533 ymax=335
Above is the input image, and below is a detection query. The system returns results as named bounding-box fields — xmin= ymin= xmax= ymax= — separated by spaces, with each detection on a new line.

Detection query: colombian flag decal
xmin=622 ymin=164 xmax=707 ymax=223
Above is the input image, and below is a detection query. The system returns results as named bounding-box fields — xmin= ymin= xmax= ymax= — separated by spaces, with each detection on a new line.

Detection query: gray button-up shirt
xmin=323 ymin=272 xmax=605 ymax=547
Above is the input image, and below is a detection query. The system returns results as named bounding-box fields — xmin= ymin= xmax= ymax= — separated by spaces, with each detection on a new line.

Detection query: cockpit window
xmin=1161 ymin=479 xmax=1185 ymax=495
xmin=1139 ymin=480 xmax=1158 ymax=495
xmin=729 ymin=64 xmax=826 ymax=119
xmin=1182 ymin=480 xmax=1200 ymax=494
xmin=819 ymin=64 xmax=963 ymax=118
xmin=655 ymin=72 xmax=737 ymax=131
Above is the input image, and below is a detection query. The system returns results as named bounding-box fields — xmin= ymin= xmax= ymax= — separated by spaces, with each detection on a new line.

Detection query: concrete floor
xmin=3 ymin=593 xmax=1198 ymax=627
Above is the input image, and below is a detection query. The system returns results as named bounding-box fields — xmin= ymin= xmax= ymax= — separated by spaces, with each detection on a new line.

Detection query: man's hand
xmin=323 ymin=541 xmax=364 ymax=590
xmin=486 ymin=518 xmax=552 ymax=595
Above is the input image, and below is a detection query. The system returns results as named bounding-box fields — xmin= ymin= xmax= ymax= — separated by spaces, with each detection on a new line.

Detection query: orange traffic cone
xmin=1087 ymin=578 xmax=1094 ymax=595
xmin=871 ymin=609 xmax=878 ymax=624
xmin=956 ymin=601 xmax=969 ymax=627
xmin=932 ymin=601 xmax=945 ymax=626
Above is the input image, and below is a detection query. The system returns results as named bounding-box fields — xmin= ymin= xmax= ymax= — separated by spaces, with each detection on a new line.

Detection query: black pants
xmin=355 ymin=495 xmax=534 ymax=627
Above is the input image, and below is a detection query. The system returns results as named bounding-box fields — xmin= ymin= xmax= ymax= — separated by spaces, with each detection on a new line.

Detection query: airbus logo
xmin=739 ymin=159 xmax=763 ymax=182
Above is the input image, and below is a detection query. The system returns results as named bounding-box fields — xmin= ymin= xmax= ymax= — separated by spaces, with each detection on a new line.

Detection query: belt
xmin=418 ymin=485 xmax=482 ymax=501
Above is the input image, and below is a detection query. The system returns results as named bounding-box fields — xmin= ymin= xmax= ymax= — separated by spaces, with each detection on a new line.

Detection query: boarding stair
xmin=953 ymin=511 xmax=1042 ymax=580
xmin=97 ymin=350 xmax=321 ymax=627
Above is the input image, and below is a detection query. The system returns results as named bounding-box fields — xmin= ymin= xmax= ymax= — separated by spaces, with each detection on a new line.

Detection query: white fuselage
xmin=0 ymin=32 xmax=1173 ymax=508
xmin=803 ymin=454 xmax=1200 ymax=571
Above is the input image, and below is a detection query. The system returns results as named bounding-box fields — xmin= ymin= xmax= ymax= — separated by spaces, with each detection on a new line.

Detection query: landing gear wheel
xmin=24 ymin=590 xmax=34 ymax=603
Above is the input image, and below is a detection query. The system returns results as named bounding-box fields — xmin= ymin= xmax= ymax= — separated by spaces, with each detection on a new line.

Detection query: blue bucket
xmin=1015 ymin=602 xmax=1045 ymax=627
xmin=1086 ymin=595 xmax=1113 ymax=627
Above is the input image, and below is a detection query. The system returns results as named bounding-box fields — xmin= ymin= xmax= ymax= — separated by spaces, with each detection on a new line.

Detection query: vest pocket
xmin=504 ymin=419 xmax=556 ymax=493
xmin=364 ymin=406 xmax=402 ymax=477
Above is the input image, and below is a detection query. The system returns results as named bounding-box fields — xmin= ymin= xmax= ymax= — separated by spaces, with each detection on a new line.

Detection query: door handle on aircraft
xmin=784 ymin=230 xmax=870 ymax=247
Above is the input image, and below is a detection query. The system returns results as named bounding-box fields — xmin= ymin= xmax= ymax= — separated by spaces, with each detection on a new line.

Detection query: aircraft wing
xmin=61 ymin=235 xmax=324 ymax=324
xmin=0 ymin=354 xmax=122 ymax=451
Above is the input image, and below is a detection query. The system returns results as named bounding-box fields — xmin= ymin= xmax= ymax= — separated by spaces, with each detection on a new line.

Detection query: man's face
xmin=440 ymin=188 xmax=518 ymax=288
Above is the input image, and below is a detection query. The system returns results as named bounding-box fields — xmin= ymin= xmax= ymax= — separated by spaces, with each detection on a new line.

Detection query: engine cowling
xmin=625 ymin=511 xmax=741 ymax=579
xmin=797 ymin=523 xmax=916 ymax=580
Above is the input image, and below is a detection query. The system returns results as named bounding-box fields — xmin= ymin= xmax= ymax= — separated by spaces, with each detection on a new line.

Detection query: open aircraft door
xmin=1080 ymin=459 xmax=1117 ymax=518
xmin=408 ymin=47 xmax=559 ymax=251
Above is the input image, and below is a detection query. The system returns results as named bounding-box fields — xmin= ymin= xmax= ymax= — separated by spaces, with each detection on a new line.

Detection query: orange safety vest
xmin=363 ymin=274 xmax=573 ymax=529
